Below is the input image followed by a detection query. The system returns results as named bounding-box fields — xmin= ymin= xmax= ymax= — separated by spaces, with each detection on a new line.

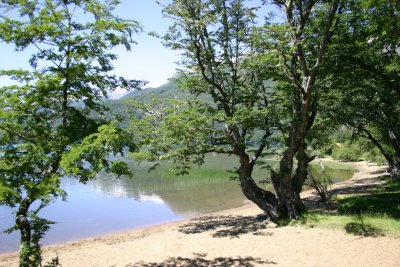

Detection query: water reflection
xmin=0 ymin=155 xmax=247 ymax=253
xmin=0 ymin=155 xmax=354 ymax=253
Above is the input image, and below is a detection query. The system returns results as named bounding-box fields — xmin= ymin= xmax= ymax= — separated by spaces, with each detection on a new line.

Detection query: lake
xmin=0 ymin=155 xmax=354 ymax=253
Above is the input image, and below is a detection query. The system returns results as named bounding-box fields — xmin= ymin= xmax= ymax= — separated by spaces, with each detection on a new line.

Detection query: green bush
xmin=332 ymin=143 xmax=363 ymax=161
xmin=363 ymin=148 xmax=386 ymax=165
xmin=305 ymin=169 xmax=333 ymax=201
xmin=322 ymin=127 xmax=387 ymax=165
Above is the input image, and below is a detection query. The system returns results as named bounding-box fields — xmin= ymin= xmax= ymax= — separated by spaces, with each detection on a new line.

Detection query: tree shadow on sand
xmin=128 ymin=255 xmax=277 ymax=267
xmin=329 ymin=177 xmax=384 ymax=195
xmin=344 ymin=221 xmax=384 ymax=237
xmin=178 ymin=214 xmax=272 ymax=238
xmin=302 ymin=175 xmax=388 ymax=213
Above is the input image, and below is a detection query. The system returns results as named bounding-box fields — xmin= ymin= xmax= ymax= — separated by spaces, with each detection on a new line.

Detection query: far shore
xmin=1 ymin=159 xmax=399 ymax=267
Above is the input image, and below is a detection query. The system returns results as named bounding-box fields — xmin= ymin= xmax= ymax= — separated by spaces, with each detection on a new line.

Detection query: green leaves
xmin=0 ymin=1 xmax=141 ymax=264
xmin=60 ymin=123 xmax=135 ymax=182
xmin=320 ymin=0 xmax=400 ymax=170
xmin=131 ymin=97 xmax=225 ymax=175
xmin=0 ymin=184 xmax=18 ymax=204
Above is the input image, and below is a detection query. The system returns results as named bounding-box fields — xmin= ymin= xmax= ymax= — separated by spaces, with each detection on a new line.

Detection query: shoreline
xmin=0 ymin=157 xmax=355 ymax=255
xmin=1 ymin=160 xmax=399 ymax=266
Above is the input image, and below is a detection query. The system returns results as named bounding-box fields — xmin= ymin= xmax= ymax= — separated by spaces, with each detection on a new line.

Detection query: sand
xmin=1 ymin=160 xmax=399 ymax=267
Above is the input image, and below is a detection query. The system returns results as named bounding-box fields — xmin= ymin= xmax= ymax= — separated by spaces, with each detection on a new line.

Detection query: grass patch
xmin=297 ymin=177 xmax=400 ymax=237
xmin=338 ymin=192 xmax=400 ymax=219
xmin=296 ymin=212 xmax=400 ymax=237
xmin=344 ymin=221 xmax=383 ymax=237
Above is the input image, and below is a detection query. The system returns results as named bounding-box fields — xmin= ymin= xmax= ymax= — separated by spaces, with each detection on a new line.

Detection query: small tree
xmin=306 ymin=164 xmax=333 ymax=202
xmin=0 ymin=1 xmax=141 ymax=266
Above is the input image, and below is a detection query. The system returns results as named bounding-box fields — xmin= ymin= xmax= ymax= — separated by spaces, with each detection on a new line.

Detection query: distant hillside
xmin=104 ymin=79 xmax=186 ymax=127
xmin=104 ymin=78 xmax=275 ymax=147
xmin=105 ymin=78 xmax=274 ymax=127
xmin=122 ymin=79 xmax=186 ymax=101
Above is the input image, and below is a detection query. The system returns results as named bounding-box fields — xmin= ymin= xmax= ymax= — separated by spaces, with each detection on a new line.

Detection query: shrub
xmin=332 ymin=142 xmax=363 ymax=161
xmin=306 ymin=167 xmax=334 ymax=201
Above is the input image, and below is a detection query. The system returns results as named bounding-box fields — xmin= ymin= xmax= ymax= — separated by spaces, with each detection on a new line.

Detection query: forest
xmin=0 ymin=0 xmax=399 ymax=266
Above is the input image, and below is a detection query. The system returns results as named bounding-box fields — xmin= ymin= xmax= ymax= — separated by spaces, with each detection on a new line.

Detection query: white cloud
xmin=138 ymin=194 xmax=165 ymax=204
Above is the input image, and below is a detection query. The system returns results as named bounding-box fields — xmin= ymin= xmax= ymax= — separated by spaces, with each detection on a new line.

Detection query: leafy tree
xmin=0 ymin=1 xmax=140 ymax=266
xmin=133 ymin=0 xmax=285 ymax=220
xmin=246 ymin=0 xmax=344 ymax=218
xmin=322 ymin=0 xmax=400 ymax=181
xmin=132 ymin=0 xmax=342 ymax=221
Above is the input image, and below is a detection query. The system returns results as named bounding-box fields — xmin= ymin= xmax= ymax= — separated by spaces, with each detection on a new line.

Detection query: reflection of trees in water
xmin=75 ymin=156 xmax=354 ymax=216
xmin=84 ymin=165 xmax=247 ymax=215
xmin=308 ymin=165 xmax=354 ymax=183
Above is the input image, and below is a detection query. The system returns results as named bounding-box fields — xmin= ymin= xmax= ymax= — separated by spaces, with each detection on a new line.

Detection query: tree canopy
xmin=130 ymin=0 xmax=344 ymax=220
xmin=1 ymin=0 xmax=399 ymax=265
xmin=0 ymin=0 xmax=140 ymax=265
xmin=321 ymin=0 xmax=400 ymax=181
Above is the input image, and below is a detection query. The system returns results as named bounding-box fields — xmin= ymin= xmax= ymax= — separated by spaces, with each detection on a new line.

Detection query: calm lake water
xmin=0 ymin=155 xmax=354 ymax=253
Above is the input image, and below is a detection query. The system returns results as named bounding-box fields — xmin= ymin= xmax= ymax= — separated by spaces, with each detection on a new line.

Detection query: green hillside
xmin=122 ymin=79 xmax=185 ymax=101
xmin=105 ymin=79 xmax=187 ymax=127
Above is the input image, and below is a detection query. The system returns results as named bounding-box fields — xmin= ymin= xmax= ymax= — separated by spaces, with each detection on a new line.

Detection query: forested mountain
xmin=122 ymin=79 xmax=185 ymax=100
xmin=104 ymin=79 xmax=187 ymax=127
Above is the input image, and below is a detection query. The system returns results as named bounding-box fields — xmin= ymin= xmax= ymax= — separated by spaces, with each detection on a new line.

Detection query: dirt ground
xmin=1 ymin=160 xmax=399 ymax=267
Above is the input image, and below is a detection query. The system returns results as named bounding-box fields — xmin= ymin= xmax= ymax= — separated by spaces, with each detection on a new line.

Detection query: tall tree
xmin=133 ymin=0 xmax=285 ymax=220
xmin=0 ymin=1 xmax=140 ymax=266
xmin=256 ymin=0 xmax=344 ymax=218
xmin=321 ymin=0 xmax=400 ymax=181
xmin=133 ymin=0 xmax=342 ymax=221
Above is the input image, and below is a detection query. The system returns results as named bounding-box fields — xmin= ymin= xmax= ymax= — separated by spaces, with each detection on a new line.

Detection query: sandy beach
xmin=1 ymin=160 xmax=399 ymax=267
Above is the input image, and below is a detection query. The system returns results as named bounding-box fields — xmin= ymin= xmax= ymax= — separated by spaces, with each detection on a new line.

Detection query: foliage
xmin=61 ymin=123 xmax=134 ymax=182
xmin=306 ymin=166 xmax=333 ymax=202
xmin=294 ymin=177 xmax=400 ymax=237
xmin=331 ymin=138 xmax=386 ymax=164
xmin=131 ymin=97 xmax=228 ymax=175
xmin=321 ymin=0 xmax=400 ymax=179
xmin=331 ymin=143 xmax=363 ymax=162
xmin=306 ymin=117 xmax=338 ymax=156
xmin=0 ymin=1 xmax=140 ymax=266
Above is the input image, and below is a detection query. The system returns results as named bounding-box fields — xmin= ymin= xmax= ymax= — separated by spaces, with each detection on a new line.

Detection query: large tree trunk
xmin=237 ymin=153 xmax=283 ymax=221
xmin=267 ymin=0 xmax=342 ymax=220
xmin=269 ymin=95 xmax=312 ymax=219
xmin=271 ymin=174 xmax=302 ymax=219
xmin=291 ymin=142 xmax=313 ymax=212
xmin=236 ymin=151 xmax=307 ymax=221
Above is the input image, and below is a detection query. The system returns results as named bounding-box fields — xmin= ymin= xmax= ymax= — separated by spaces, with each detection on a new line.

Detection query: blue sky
xmin=0 ymin=0 xmax=178 ymax=91
xmin=111 ymin=0 xmax=179 ymax=88
xmin=0 ymin=0 xmax=273 ymax=97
